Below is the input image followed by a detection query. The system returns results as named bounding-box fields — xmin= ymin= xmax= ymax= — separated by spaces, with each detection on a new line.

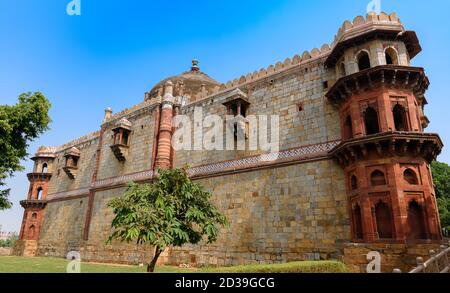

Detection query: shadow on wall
xmin=37 ymin=200 xmax=87 ymax=257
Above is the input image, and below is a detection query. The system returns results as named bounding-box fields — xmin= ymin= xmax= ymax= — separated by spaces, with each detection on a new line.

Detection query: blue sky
xmin=1 ymin=0 xmax=450 ymax=232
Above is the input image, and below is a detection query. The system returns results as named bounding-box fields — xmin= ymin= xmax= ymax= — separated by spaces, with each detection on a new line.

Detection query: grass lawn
xmin=0 ymin=256 xmax=347 ymax=273
xmin=0 ymin=256 xmax=188 ymax=273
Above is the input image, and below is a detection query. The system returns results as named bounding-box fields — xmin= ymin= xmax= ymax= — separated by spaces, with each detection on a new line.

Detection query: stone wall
xmin=48 ymin=139 xmax=99 ymax=195
xmin=37 ymin=159 xmax=350 ymax=267
xmin=81 ymin=188 xmax=158 ymax=264
xmin=12 ymin=240 xmax=37 ymax=257
xmin=97 ymin=110 xmax=156 ymax=180
xmin=21 ymin=11 xmax=443 ymax=271
xmin=343 ymin=243 xmax=443 ymax=273
xmin=176 ymin=58 xmax=341 ymax=168
xmin=37 ymin=198 xmax=88 ymax=257
xmin=162 ymin=159 xmax=349 ymax=266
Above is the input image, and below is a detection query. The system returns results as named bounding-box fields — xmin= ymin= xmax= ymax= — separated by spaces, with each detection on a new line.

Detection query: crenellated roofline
xmin=34 ymin=12 xmax=418 ymax=157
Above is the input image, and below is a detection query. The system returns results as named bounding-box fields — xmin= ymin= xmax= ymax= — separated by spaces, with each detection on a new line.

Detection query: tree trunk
xmin=147 ymin=247 xmax=163 ymax=273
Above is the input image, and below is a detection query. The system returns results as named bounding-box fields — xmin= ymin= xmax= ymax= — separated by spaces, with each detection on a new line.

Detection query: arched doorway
xmin=353 ymin=204 xmax=364 ymax=240
xmin=42 ymin=163 xmax=48 ymax=173
xmin=28 ymin=225 xmax=36 ymax=239
xmin=364 ymin=107 xmax=380 ymax=135
xmin=339 ymin=62 xmax=346 ymax=77
xmin=374 ymin=201 xmax=393 ymax=239
xmin=407 ymin=201 xmax=427 ymax=240
xmin=393 ymin=104 xmax=409 ymax=131
xmin=385 ymin=47 xmax=399 ymax=65
xmin=344 ymin=115 xmax=353 ymax=140
xmin=37 ymin=187 xmax=43 ymax=200
xmin=357 ymin=51 xmax=371 ymax=71
xmin=351 ymin=175 xmax=358 ymax=190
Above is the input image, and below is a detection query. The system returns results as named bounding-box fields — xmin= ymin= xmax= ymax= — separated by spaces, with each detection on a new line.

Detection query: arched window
xmin=343 ymin=115 xmax=353 ymax=140
xmin=31 ymin=213 xmax=37 ymax=220
xmin=371 ymin=170 xmax=386 ymax=186
xmin=29 ymin=225 xmax=36 ymax=239
xmin=121 ymin=132 xmax=129 ymax=145
xmin=404 ymin=169 xmax=419 ymax=185
xmin=37 ymin=187 xmax=43 ymax=200
xmin=374 ymin=201 xmax=393 ymax=239
xmin=357 ymin=51 xmax=371 ymax=71
xmin=364 ymin=107 xmax=380 ymax=135
xmin=393 ymin=104 xmax=409 ymax=131
xmin=407 ymin=201 xmax=427 ymax=240
xmin=339 ymin=62 xmax=346 ymax=77
xmin=353 ymin=204 xmax=364 ymax=240
xmin=42 ymin=163 xmax=48 ymax=173
xmin=385 ymin=47 xmax=399 ymax=65
xmin=351 ymin=175 xmax=358 ymax=190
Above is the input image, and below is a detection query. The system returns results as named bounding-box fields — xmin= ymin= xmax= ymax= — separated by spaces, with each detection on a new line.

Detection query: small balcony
xmin=20 ymin=200 xmax=47 ymax=209
xmin=111 ymin=118 xmax=132 ymax=162
xmin=63 ymin=147 xmax=80 ymax=179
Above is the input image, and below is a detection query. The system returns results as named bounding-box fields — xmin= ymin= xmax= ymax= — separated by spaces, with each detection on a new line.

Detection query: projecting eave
xmin=326 ymin=65 xmax=429 ymax=105
xmin=329 ymin=132 xmax=443 ymax=166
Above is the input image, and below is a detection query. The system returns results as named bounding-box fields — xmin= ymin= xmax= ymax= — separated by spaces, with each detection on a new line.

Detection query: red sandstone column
xmin=151 ymin=107 xmax=161 ymax=170
xmin=170 ymin=105 xmax=180 ymax=169
xmin=380 ymin=90 xmax=394 ymax=132
xmin=155 ymin=81 xmax=175 ymax=170
xmin=350 ymin=98 xmax=363 ymax=137
xmin=361 ymin=195 xmax=376 ymax=242
xmin=406 ymin=92 xmax=421 ymax=132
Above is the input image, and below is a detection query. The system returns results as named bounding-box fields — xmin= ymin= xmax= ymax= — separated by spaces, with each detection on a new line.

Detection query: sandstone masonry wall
xmin=39 ymin=160 xmax=350 ymax=266
xmin=97 ymin=110 xmax=156 ymax=180
xmin=47 ymin=139 xmax=99 ymax=195
xmin=37 ymin=198 xmax=88 ymax=257
xmin=176 ymin=58 xmax=340 ymax=168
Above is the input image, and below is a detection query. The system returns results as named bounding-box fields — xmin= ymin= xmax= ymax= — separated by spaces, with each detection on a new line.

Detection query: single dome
xmin=145 ymin=60 xmax=220 ymax=102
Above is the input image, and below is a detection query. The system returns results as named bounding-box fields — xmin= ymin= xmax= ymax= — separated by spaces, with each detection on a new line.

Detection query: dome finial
xmin=191 ymin=59 xmax=200 ymax=72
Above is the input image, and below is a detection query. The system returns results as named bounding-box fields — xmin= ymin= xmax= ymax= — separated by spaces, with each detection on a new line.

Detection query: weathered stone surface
xmin=14 ymin=12 xmax=444 ymax=270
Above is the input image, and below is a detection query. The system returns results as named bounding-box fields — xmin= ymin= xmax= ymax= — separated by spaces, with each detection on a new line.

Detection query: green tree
xmin=107 ymin=168 xmax=229 ymax=272
xmin=431 ymin=161 xmax=450 ymax=232
xmin=0 ymin=233 xmax=18 ymax=248
xmin=0 ymin=92 xmax=51 ymax=210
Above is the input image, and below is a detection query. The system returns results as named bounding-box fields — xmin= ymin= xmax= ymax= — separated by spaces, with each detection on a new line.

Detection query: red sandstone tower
xmin=326 ymin=16 xmax=443 ymax=244
xmin=16 ymin=148 xmax=55 ymax=256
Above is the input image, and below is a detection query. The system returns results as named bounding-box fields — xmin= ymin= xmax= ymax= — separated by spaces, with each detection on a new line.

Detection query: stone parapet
xmin=343 ymin=242 xmax=443 ymax=273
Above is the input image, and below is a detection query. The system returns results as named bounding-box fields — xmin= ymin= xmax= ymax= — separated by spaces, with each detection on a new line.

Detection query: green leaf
xmin=0 ymin=92 xmax=51 ymax=210
xmin=107 ymin=168 xmax=229 ymax=253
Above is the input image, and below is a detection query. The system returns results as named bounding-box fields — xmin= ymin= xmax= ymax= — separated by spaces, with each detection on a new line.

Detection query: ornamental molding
xmin=46 ymin=141 xmax=340 ymax=201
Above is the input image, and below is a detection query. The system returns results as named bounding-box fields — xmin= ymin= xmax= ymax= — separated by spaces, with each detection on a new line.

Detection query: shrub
xmin=202 ymin=261 xmax=348 ymax=273
xmin=0 ymin=233 xmax=18 ymax=248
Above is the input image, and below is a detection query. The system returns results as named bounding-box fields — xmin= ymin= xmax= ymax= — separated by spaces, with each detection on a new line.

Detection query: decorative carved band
xmin=46 ymin=141 xmax=340 ymax=201
xmin=94 ymin=170 xmax=155 ymax=190
xmin=46 ymin=188 xmax=90 ymax=201
xmin=188 ymin=141 xmax=340 ymax=178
